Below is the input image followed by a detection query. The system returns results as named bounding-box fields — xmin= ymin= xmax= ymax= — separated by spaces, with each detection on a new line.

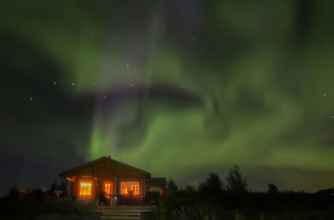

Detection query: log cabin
xmin=59 ymin=156 xmax=164 ymax=205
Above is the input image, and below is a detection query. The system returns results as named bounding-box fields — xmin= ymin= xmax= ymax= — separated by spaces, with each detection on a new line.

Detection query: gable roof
xmin=59 ymin=156 xmax=150 ymax=179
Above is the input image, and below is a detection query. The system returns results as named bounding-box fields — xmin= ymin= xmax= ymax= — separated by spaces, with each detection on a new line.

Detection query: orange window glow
xmin=79 ymin=181 xmax=92 ymax=197
xmin=120 ymin=181 xmax=141 ymax=196
xmin=104 ymin=182 xmax=113 ymax=198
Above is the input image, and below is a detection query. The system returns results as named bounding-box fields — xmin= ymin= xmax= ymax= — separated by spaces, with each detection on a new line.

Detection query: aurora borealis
xmin=1 ymin=0 xmax=334 ymax=194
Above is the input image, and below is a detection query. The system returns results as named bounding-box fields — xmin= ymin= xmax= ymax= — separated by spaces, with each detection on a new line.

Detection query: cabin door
xmin=103 ymin=181 xmax=113 ymax=199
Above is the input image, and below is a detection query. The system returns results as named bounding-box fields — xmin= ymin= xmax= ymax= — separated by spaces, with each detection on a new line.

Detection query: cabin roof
xmin=59 ymin=156 xmax=151 ymax=179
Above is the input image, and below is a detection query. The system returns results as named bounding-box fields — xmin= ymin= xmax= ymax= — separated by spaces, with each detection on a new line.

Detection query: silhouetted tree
xmin=225 ymin=165 xmax=248 ymax=193
xmin=58 ymin=179 xmax=67 ymax=196
xmin=295 ymin=0 xmax=313 ymax=44
xmin=8 ymin=186 xmax=20 ymax=200
xmin=49 ymin=178 xmax=67 ymax=197
xmin=50 ymin=180 xmax=57 ymax=192
xmin=185 ymin=185 xmax=196 ymax=193
xmin=198 ymin=173 xmax=224 ymax=194
xmin=267 ymin=184 xmax=279 ymax=194
xmin=167 ymin=179 xmax=178 ymax=195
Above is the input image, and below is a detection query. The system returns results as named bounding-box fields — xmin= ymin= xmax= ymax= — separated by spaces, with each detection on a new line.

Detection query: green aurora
xmin=1 ymin=0 xmax=334 ymax=192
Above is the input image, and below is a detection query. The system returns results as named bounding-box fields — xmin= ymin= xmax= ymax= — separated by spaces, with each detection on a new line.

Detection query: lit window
xmin=104 ymin=182 xmax=113 ymax=198
xmin=79 ymin=181 xmax=92 ymax=197
xmin=120 ymin=181 xmax=141 ymax=196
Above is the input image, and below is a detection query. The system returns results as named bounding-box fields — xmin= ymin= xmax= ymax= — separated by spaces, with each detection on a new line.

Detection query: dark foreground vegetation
xmin=161 ymin=167 xmax=334 ymax=220
xmin=162 ymin=188 xmax=334 ymax=220
xmin=0 ymin=188 xmax=98 ymax=220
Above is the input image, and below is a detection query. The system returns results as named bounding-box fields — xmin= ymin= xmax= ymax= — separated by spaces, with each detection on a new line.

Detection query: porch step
xmin=97 ymin=205 xmax=156 ymax=220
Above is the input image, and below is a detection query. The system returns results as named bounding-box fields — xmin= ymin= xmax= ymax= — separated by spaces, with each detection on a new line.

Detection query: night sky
xmin=1 ymin=0 xmax=334 ymax=195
